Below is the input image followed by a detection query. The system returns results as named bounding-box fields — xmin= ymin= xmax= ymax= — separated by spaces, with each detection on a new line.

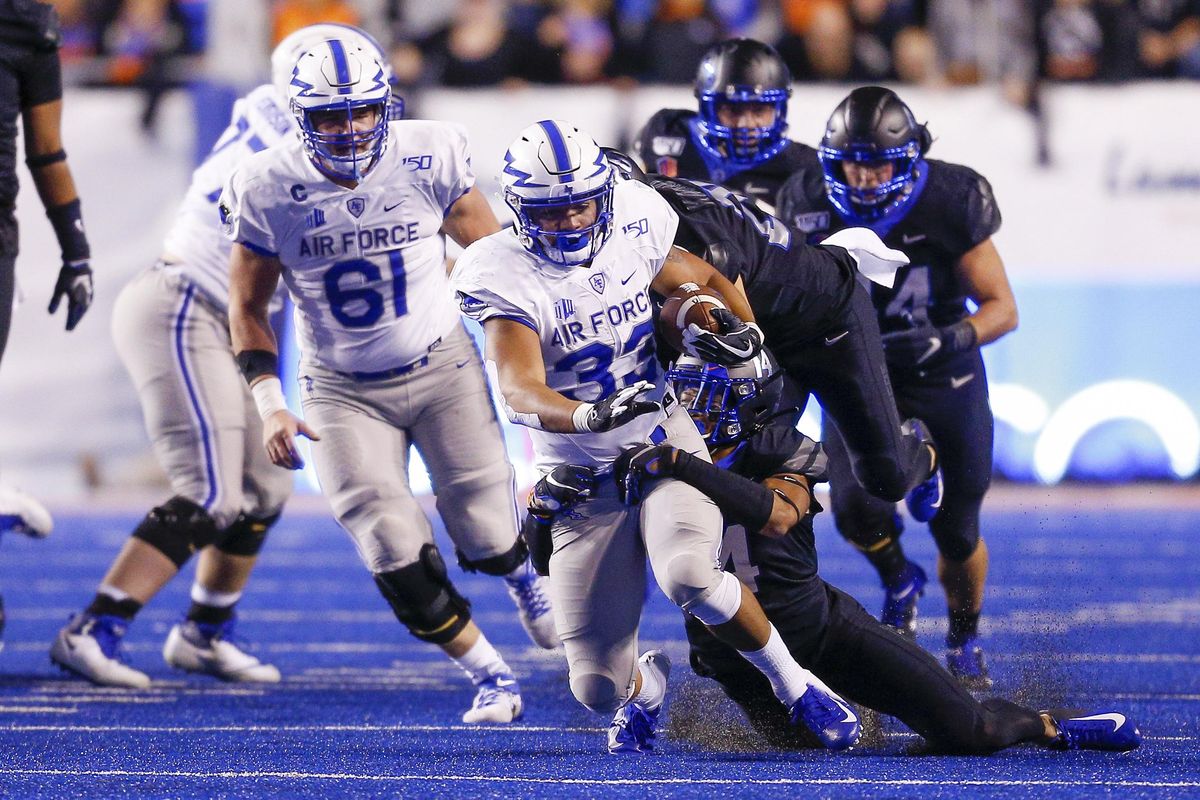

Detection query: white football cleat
xmin=163 ymin=618 xmax=281 ymax=683
xmin=505 ymin=561 xmax=559 ymax=649
xmin=462 ymin=672 xmax=523 ymax=724
xmin=0 ymin=484 xmax=52 ymax=538
xmin=50 ymin=613 xmax=151 ymax=689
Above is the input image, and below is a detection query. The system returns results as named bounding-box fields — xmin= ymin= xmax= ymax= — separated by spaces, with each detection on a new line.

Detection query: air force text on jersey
xmin=299 ymin=222 xmax=422 ymax=259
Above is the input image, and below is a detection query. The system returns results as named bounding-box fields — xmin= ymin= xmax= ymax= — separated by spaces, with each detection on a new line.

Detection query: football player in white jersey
xmin=50 ymin=25 xmax=387 ymax=689
xmin=224 ymin=38 xmax=555 ymax=724
xmin=452 ymin=120 xmax=862 ymax=753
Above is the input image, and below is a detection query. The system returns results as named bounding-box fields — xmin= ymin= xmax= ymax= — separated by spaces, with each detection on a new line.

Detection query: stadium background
xmin=1 ymin=0 xmax=1198 ymax=498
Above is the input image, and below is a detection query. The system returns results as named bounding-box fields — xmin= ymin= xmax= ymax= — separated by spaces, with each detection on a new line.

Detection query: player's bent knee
xmin=933 ymin=527 xmax=981 ymax=563
xmin=373 ymin=544 xmax=472 ymax=645
xmin=834 ymin=506 xmax=900 ymax=550
xmin=570 ymin=672 xmax=625 ymax=714
xmin=216 ymin=510 xmax=282 ymax=557
xmin=660 ymin=552 xmax=727 ymax=613
xmin=851 ymin=455 xmax=908 ymax=502
xmin=456 ymin=537 xmax=528 ymax=577
xmin=131 ymin=496 xmax=221 ymax=569
xmin=681 ymin=570 xmax=743 ymax=626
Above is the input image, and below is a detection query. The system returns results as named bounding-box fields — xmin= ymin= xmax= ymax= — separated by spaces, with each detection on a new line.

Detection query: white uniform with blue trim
xmin=452 ymin=177 xmax=727 ymax=715
xmin=452 ymin=179 xmax=677 ymax=474
xmin=111 ymin=84 xmax=296 ymax=529
xmin=221 ymin=120 xmax=468 ymax=375
xmin=217 ymin=119 xmax=523 ymax=575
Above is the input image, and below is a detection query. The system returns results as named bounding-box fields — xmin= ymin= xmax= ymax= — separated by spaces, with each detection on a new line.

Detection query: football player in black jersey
xmin=522 ymin=352 xmax=1141 ymax=755
xmin=777 ymin=87 xmax=1019 ymax=689
xmin=603 ymin=147 xmax=941 ymax=525
xmin=631 ymin=38 xmax=818 ymax=213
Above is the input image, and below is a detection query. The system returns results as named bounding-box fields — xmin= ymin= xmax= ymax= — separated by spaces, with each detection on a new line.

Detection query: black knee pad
xmin=374 ymin=544 xmax=472 ymax=645
xmin=216 ymin=510 xmax=282 ymax=557
xmin=131 ymin=496 xmax=220 ymax=569
xmin=837 ymin=510 xmax=904 ymax=553
xmin=456 ymin=537 xmax=528 ymax=577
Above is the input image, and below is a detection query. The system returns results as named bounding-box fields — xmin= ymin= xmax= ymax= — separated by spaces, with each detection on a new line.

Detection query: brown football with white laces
xmin=658 ymin=282 xmax=727 ymax=353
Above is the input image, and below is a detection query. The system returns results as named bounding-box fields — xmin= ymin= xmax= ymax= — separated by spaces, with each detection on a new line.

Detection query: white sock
xmin=504 ymin=558 xmax=534 ymax=582
xmin=98 ymin=584 xmax=133 ymax=603
xmin=452 ymin=634 xmax=511 ymax=684
xmin=190 ymin=583 xmax=242 ymax=607
xmin=737 ymin=625 xmax=814 ymax=706
xmin=631 ymin=662 xmax=665 ymax=709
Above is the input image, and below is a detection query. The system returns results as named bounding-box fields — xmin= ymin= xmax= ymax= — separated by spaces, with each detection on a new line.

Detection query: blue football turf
xmin=0 ymin=501 xmax=1196 ymax=798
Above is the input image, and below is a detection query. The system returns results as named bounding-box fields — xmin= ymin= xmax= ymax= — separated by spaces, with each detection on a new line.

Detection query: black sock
xmin=948 ymin=609 xmax=981 ymax=647
xmin=86 ymin=593 xmax=143 ymax=621
xmin=186 ymin=601 xmax=235 ymax=626
xmin=863 ymin=538 xmax=910 ymax=587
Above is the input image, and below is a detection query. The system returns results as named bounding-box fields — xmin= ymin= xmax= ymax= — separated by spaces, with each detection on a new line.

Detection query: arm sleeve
xmin=18 ymin=49 xmax=62 ymax=108
xmin=741 ymin=426 xmax=829 ymax=484
xmin=435 ymin=122 xmax=476 ymax=213
xmin=218 ymin=167 xmax=278 ymax=256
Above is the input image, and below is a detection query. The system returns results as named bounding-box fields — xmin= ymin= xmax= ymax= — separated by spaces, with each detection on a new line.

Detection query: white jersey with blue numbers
xmin=161 ymin=83 xmax=295 ymax=314
xmin=452 ymin=179 xmax=679 ymax=474
xmin=221 ymin=119 xmax=473 ymax=374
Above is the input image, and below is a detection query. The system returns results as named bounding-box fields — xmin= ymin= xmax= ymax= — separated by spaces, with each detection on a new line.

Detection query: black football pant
xmin=686 ymin=583 xmax=1045 ymax=753
xmin=0 ymin=252 xmax=13 ymax=368
xmin=825 ymin=350 xmax=993 ymax=562
xmin=774 ymin=283 xmax=930 ymax=503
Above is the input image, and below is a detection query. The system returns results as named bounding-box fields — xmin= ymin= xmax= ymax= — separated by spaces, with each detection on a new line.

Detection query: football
xmin=658 ymin=282 xmax=728 ymax=353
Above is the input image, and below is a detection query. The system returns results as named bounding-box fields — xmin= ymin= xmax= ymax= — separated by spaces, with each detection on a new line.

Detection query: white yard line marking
xmin=0 ymin=769 xmax=1194 ymax=788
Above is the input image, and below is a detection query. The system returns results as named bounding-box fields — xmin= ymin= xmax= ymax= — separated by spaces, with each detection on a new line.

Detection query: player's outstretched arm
xmin=484 ymin=318 xmax=657 ymax=434
xmin=956 ymin=238 xmax=1018 ymax=347
xmin=441 ymin=187 xmax=502 ymax=250
xmin=652 ymin=245 xmax=755 ymax=323
xmin=654 ymin=246 xmax=763 ymax=364
xmin=24 ymin=100 xmax=93 ymax=331
xmin=229 ymin=243 xmax=319 ymax=470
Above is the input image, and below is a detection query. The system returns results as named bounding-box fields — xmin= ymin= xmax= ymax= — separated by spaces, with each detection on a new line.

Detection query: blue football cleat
xmin=945 ymin=635 xmax=993 ymax=690
xmin=608 ymin=650 xmax=670 ymax=754
xmin=881 ymin=560 xmax=927 ymax=636
xmin=789 ymin=680 xmax=861 ymax=750
xmin=904 ymin=421 xmax=942 ymax=522
xmin=1047 ymin=711 xmax=1142 ymax=752
xmin=607 ymin=701 xmax=663 ymax=754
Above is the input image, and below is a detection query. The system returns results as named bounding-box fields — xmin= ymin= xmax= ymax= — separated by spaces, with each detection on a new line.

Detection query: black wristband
xmin=942 ymin=319 xmax=978 ymax=353
xmin=46 ymin=199 xmax=89 ymax=262
xmin=235 ymin=349 xmax=279 ymax=384
xmin=670 ymin=450 xmax=776 ymax=533
xmin=26 ymin=149 xmax=66 ymax=169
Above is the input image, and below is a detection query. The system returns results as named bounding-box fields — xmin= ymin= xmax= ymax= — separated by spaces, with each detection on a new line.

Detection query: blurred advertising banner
xmin=0 ymin=85 xmax=1196 ymax=498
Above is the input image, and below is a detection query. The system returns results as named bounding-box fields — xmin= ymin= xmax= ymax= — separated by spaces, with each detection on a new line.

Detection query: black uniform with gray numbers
xmin=642 ymin=171 xmax=929 ymax=503
xmin=684 ymin=420 xmax=1045 ymax=753
xmin=632 ymin=109 xmax=819 ymax=213
xmin=777 ymin=159 xmax=1000 ymax=561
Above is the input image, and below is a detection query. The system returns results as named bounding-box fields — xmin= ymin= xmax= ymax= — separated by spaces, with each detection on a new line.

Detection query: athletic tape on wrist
xmin=251 ymin=377 xmax=289 ymax=420
xmin=571 ymin=402 xmax=595 ymax=433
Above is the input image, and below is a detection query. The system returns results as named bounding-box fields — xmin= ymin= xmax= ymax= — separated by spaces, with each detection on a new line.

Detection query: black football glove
xmin=581 ymin=381 xmax=659 ymax=433
xmin=682 ymin=307 xmax=763 ymax=365
xmin=48 ymin=261 xmax=93 ymax=331
xmin=881 ymin=321 xmax=977 ymax=370
xmin=613 ymin=443 xmax=679 ymax=506
xmin=528 ymin=464 xmax=597 ymax=519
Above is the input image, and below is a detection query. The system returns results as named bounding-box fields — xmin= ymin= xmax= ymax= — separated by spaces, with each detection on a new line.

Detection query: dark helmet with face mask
xmin=667 ymin=348 xmax=784 ymax=449
xmin=693 ymin=38 xmax=792 ymax=171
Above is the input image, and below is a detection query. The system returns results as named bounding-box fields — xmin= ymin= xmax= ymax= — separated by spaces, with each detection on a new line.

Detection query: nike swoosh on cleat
xmin=950 ymin=373 xmax=975 ymax=389
xmin=1074 ymin=712 xmax=1125 ymax=728
xmin=493 ymin=678 xmax=517 ymax=688
xmin=837 ymin=701 xmax=857 ymax=723
xmin=823 ymin=331 xmax=849 ymax=346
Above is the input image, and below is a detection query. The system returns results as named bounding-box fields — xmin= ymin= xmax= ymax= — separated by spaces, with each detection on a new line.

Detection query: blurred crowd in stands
xmin=48 ymin=0 xmax=1200 ymax=92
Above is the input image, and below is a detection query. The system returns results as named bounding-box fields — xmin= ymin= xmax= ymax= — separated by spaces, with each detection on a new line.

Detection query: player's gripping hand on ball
xmin=683 ymin=308 xmax=763 ymax=365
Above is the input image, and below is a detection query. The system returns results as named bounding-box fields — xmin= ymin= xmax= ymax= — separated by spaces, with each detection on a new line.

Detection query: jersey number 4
xmin=720 ymin=524 xmax=761 ymax=593
xmin=323 ymin=252 xmax=407 ymax=328
xmin=882 ymin=264 xmax=931 ymax=327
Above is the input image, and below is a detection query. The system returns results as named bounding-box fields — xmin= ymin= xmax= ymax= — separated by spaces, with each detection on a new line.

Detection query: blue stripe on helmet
xmin=537 ymin=120 xmax=573 ymax=184
xmin=329 ymin=39 xmax=352 ymax=87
